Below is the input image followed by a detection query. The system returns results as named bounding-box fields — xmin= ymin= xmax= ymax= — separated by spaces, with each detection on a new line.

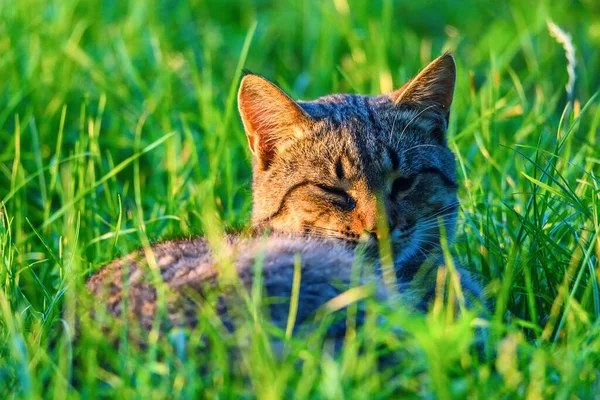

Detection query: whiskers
xmin=426 ymin=201 xmax=461 ymax=218
xmin=390 ymin=202 xmax=460 ymax=261
xmin=298 ymin=202 xmax=461 ymax=262
xmin=300 ymin=224 xmax=350 ymax=242
xmin=415 ymin=214 xmax=459 ymax=231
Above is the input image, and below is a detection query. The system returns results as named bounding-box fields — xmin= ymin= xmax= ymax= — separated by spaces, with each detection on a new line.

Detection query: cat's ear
xmin=389 ymin=53 xmax=456 ymax=114
xmin=238 ymin=72 xmax=312 ymax=169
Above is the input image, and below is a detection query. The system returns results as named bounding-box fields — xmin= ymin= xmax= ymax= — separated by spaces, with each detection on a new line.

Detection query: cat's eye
xmin=316 ymin=184 xmax=356 ymax=211
xmin=391 ymin=176 xmax=416 ymax=197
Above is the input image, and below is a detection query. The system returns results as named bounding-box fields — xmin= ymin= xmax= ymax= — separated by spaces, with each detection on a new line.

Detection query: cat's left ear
xmin=238 ymin=72 xmax=312 ymax=170
xmin=389 ymin=53 xmax=456 ymax=115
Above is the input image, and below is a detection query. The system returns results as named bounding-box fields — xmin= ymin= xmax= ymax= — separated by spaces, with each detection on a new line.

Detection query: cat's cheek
xmin=390 ymin=231 xmax=420 ymax=264
xmin=268 ymin=216 xmax=303 ymax=234
xmin=390 ymin=229 xmax=410 ymax=250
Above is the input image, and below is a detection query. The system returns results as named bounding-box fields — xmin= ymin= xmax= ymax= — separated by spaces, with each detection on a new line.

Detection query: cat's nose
xmin=360 ymin=201 xmax=377 ymax=232
xmin=358 ymin=229 xmax=377 ymax=243
xmin=351 ymin=213 xmax=376 ymax=239
xmin=349 ymin=189 xmax=377 ymax=235
xmin=362 ymin=214 xmax=376 ymax=233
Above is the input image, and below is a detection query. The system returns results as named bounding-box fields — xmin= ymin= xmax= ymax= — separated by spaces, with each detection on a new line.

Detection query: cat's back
xmin=87 ymin=233 xmax=358 ymax=291
xmin=86 ymin=234 xmax=377 ymax=330
xmin=86 ymin=235 xmax=215 ymax=298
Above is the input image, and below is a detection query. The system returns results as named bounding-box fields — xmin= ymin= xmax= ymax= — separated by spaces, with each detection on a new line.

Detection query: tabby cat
xmin=87 ymin=53 xmax=481 ymax=338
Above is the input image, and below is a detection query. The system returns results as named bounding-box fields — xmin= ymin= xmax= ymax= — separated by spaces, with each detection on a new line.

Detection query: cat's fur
xmin=86 ymin=234 xmax=406 ymax=334
xmin=87 ymin=53 xmax=481 ymax=336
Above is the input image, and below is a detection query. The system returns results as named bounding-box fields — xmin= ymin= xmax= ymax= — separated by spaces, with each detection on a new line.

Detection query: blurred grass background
xmin=1 ymin=0 xmax=600 ymax=397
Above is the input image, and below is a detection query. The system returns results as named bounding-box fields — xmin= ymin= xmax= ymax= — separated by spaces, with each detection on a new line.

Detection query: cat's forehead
xmin=298 ymin=94 xmax=392 ymax=123
xmin=298 ymin=93 xmax=441 ymax=147
xmin=296 ymin=120 xmax=452 ymax=185
xmin=286 ymin=93 xmax=455 ymax=184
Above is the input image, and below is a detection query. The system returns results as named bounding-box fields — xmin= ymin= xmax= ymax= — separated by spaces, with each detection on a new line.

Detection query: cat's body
xmin=87 ymin=234 xmax=413 ymax=338
xmin=87 ymin=53 xmax=483 ymax=337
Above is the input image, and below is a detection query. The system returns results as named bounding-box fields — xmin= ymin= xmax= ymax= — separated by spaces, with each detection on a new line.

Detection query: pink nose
xmin=350 ymin=200 xmax=377 ymax=234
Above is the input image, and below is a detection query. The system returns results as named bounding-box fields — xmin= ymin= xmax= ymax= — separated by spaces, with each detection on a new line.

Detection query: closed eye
xmin=391 ymin=176 xmax=416 ymax=197
xmin=315 ymin=184 xmax=356 ymax=211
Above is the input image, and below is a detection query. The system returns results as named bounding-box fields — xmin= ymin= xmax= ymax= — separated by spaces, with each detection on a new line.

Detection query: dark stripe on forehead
xmin=330 ymin=105 xmax=343 ymax=124
xmin=388 ymin=147 xmax=400 ymax=170
xmin=346 ymin=95 xmax=372 ymax=123
xmin=346 ymin=94 xmax=358 ymax=109
xmin=343 ymin=149 xmax=362 ymax=181
xmin=335 ymin=157 xmax=344 ymax=179
xmin=358 ymin=96 xmax=373 ymax=124
xmin=366 ymin=104 xmax=378 ymax=128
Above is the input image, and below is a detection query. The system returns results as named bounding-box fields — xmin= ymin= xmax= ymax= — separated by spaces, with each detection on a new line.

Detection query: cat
xmin=87 ymin=53 xmax=482 ymax=339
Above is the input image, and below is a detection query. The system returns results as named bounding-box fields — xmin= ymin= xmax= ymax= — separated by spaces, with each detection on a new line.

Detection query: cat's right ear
xmin=388 ymin=53 xmax=456 ymax=115
xmin=238 ymin=73 xmax=312 ymax=170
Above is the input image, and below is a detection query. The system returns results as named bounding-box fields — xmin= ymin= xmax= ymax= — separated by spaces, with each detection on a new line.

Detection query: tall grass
xmin=1 ymin=0 xmax=599 ymax=397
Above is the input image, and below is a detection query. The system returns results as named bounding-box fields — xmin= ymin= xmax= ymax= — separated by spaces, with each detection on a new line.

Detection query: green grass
xmin=1 ymin=0 xmax=600 ymax=397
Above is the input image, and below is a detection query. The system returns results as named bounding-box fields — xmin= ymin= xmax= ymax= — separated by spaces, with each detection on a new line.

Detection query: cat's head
xmin=238 ymin=53 xmax=459 ymax=267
